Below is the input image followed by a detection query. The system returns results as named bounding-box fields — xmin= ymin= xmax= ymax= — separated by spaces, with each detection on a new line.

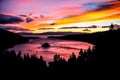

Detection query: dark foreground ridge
xmin=49 ymin=29 xmax=120 ymax=64
xmin=0 ymin=29 xmax=120 ymax=79
xmin=0 ymin=29 xmax=29 ymax=52
xmin=49 ymin=29 xmax=120 ymax=45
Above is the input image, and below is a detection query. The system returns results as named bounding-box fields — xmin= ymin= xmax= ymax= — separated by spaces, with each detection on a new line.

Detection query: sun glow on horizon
xmin=0 ymin=0 xmax=120 ymax=33
xmin=18 ymin=19 xmax=119 ymax=33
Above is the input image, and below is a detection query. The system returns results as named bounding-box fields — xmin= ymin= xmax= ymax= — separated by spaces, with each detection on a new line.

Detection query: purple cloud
xmin=59 ymin=27 xmax=81 ymax=29
xmin=0 ymin=25 xmax=31 ymax=31
xmin=26 ymin=17 xmax=34 ymax=23
xmin=38 ymin=28 xmax=54 ymax=30
xmin=0 ymin=14 xmax=23 ymax=24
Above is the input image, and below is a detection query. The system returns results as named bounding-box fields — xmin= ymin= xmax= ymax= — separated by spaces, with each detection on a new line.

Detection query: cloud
xmin=26 ymin=17 xmax=34 ymax=23
xmin=19 ymin=15 xmax=27 ymax=17
xmin=84 ymin=3 xmax=100 ymax=11
xmin=59 ymin=27 xmax=81 ymax=29
xmin=38 ymin=28 xmax=54 ymax=30
xmin=0 ymin=14 xmax=23 ymax=24
xmin=95 ymin=2 xmax=114 ymax=11
xmin=50 ymin=6 xmax=83 ymax=19
xmin=37 ymin=20 xmax=55 ymax=26
xmin=0 ymin=25 xmax=31 ymax=31
xmin=97 ymin=4 xmax=113 ymax=11
xmin=84 ymin=0 xmax=120 ymax=11
xmin=62 ymin=15 xmax=78 ymax=19
xmin=40 ymin=15 xmax=44 ymax=18
xmin=0 ymin=0 xmax=119 ymax=31
xmin=55 ymin=0 xmax=120 ymax=25
xmin=19 ymin=14 xmax=35 ymax=23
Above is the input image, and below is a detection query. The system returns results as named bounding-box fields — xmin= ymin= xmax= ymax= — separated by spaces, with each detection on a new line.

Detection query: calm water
xmin=8 ymin=35 xmax=93 ymax=63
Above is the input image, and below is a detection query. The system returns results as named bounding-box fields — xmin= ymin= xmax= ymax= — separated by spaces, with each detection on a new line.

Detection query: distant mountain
xmin=40 ymin=32 xmax=83 ymax=35
xmin=19 ymin=32 xmax=34 ymax=35
xmin=114 ymin=24 xmax=120 ymax=29
xmin=49 ymin=29 xmax=120 ymax=45
xmin=19 ymin=32 xmax=83 ymax=35
xmin=0 ymin=29 xmax=29 ymax=51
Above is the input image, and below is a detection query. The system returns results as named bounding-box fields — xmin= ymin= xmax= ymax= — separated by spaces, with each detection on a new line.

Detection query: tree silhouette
xmin=68 ymin=52 xmax=77 ymax=64
xmin=109 ymin=23 xmax=114 ymax=30
xmin=53 ymin=54 xmax=61 ymax=62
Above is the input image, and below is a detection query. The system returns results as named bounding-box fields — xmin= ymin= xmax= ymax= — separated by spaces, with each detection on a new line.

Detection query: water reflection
xmin=8 ymin=35 xmax=93 ymax=63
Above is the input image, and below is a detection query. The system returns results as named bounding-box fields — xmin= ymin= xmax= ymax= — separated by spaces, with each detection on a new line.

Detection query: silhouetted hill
xmin=49 ymin=29 xmax=120 ymax=45
xmin=41 ymin=32 xmax=83 ymax=35
xmin=0 ymin=29 xmax=29 ymax=51
xmin=49 ymin=29 xmax=120 ymax=65
xmin=0 ymin=29 xmax=119 ymax=79
xmin=19 ymin=32 xmax=83 ymax=35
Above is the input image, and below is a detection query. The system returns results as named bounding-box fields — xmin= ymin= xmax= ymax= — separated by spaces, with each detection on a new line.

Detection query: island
xmin=41 ymin=43 xmax=50 ymax=48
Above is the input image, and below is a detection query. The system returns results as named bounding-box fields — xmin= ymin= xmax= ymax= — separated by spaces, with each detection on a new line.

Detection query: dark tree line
xmin=0 ymin=37 xmax=119 ymax=79
xmin=0 ymin=47 xmax=97 ymax=79
xmin=0 ymin=28 xmax=120 ymax=79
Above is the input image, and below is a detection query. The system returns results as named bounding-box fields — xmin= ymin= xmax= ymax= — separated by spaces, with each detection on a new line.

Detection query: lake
xmin=8 ymin=35 xmax=94 ymax=63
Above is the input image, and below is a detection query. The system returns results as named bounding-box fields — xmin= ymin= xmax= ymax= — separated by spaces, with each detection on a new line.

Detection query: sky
xmin=0 ymin=0 xmax=120 ymax=33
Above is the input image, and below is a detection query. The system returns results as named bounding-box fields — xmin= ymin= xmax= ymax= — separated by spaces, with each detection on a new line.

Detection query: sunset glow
xmin=0 ymin=0 xmax=120 ymax=33
xmin=1 ymin=0 xmax=120 ymax=77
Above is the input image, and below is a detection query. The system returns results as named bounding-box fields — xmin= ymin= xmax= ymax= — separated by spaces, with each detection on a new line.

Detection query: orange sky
xmin=55 ymin=1 xmax=120 ymax=25
xmin=20 ymin=0 xmax=120 ymax=30
xmin=0 ymin=0 xmax=120 ymax=33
